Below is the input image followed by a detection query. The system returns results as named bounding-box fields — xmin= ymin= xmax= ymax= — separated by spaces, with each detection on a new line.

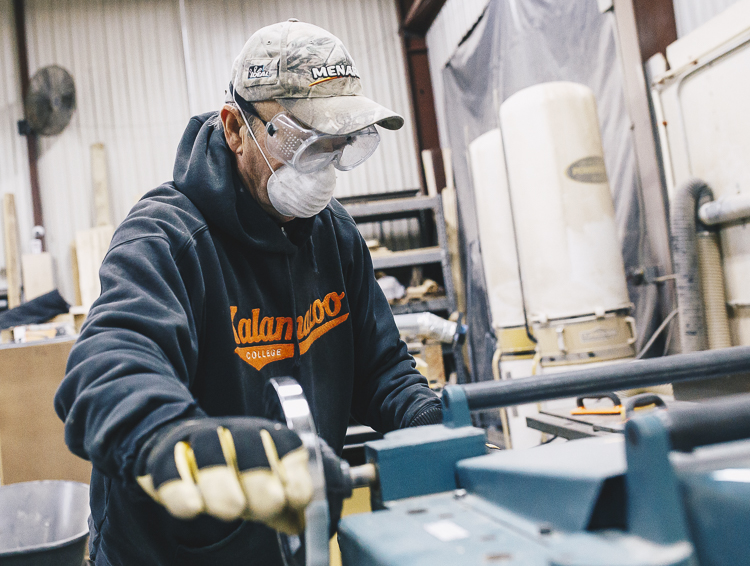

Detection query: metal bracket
xmin=624 ymin=413 xmax=693 ymax=548
xmin=267 ymin=377 xmax=329 ymax=566
xmin=442 ymin=385 xmax=472 ymax=428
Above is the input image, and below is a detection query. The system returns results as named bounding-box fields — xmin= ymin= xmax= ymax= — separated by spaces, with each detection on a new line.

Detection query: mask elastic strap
xmin=233 ymin=89 xmax=277 ymax=178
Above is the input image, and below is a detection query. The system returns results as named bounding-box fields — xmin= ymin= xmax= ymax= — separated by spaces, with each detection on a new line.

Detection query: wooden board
xmin=21 ymin=252 xmax=55 ymax=300
xmin=421 ymin=149 xmax=438 ymax=197
xmin=91 ymin=143 xmax=112 ymax=227
xmin=441 ymin=185 xmax=465 ymax=313
xmin=0 ymin=338 xmax=91 ymax=484
xmin=75 ymin=225 xmax=114 ymax=309
xmin=2 ymin=193 xmax=21 ymax=309
xmin=70 ymin=242 xmax=82 ymax=306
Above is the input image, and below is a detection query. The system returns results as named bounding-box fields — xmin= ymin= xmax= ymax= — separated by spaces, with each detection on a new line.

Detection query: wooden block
xmin=421 ymin=148 xmax=447 ymax=197
xmin=91 ymin=142 xmax=112 ymax=227
xmin=413 ymin=342 xmax=446 ymax=389
xmin=70 ymin=242 xmax=82 ymax=307
xmin=442 ymin=184 xmax=465 ymax=313
xmin=2 ymin=193 xmax=21 ymax=309
xmin=442 ymin=148 xmax=455 ymax=192
xmin=0 ymin=338 xmax=91 ymax=484
xmin=421 ymin=150 xmax=438 ymax=197
xmin=69 ymin=305 xmax=88 ymax=334
xmin=21 ymin=252 xmax=55 ymax=301
xmin=75 ymin=225 xmax=114 ymax=309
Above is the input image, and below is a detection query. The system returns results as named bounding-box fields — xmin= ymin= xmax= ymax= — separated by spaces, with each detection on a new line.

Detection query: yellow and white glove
xmin=136 ymin=417 xmax=313 ymax=534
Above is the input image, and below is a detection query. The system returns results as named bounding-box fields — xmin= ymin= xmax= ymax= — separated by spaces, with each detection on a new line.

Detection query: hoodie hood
xmin=172 ymin=112 xmax=314 ymax=254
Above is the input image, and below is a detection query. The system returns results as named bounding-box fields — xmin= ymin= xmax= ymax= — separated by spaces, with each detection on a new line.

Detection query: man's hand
xmin=136 ymin=417 xmax=313 ymax=534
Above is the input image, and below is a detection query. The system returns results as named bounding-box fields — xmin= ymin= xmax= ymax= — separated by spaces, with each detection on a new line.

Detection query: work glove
xmin=136 ymin=417 xmax=314 ymax=534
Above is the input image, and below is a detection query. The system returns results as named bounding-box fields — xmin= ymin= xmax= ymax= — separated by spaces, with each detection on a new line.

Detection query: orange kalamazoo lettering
xmin=231 ymin=307 xmax=293 ymax=346
xmin=299 ymin=313 xmax=349 ymax=355
xmin=230 ymin=291 xmax=347 ymax=369
xmin=297 ymin=291 xmax=344 ymax=340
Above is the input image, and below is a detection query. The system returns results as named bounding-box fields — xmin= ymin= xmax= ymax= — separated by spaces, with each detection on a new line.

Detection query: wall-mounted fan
xmin=24 ymin=65 xmax=76 ymax=136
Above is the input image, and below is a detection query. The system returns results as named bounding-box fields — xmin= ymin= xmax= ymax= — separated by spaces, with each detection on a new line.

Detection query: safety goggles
xmin=263 ymin=112 xmax=380 ymax=174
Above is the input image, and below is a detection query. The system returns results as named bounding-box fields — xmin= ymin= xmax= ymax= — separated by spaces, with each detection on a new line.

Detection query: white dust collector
xmin=468 ymin=129 xmax=535 ymax=355
xmin=469 ymin=129 xmax=539 ymax=449
xmin=500 ymin=82 xmax=635 ymax=367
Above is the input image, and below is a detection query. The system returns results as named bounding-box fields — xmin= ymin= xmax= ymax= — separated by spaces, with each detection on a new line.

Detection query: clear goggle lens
xmin=264 ymin=113 xmax=380 ymax=174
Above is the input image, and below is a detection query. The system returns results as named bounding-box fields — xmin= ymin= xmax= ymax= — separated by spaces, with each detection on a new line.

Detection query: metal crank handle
xmin=268 ymin=377 xmax=377 ymax=566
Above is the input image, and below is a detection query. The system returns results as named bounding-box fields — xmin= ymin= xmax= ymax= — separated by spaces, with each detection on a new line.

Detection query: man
xmin=55 ymin=19 xmax=442 ymax=566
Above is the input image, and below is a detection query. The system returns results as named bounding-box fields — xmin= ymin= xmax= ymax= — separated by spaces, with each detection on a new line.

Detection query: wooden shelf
xmin=371 ymin=246 xmax=443 ymax=270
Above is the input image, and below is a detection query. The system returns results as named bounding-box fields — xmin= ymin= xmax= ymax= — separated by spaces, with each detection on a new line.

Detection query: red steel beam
xmin=403 ymin=0 xmax=447 ymax=36
xmin=632 ymin=0 xmax=678 ymax=62
xmin=396 ymin=0 xmax=444 ymax=192
xmin=13 ymin=0 xmax=45 ymax=249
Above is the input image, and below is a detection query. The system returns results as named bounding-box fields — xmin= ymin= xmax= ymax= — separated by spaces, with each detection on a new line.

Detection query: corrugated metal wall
xmin=0 ymin=0 xmax=420 ymax=302
xmin=0 ymin=0 xmax=33 ymax=290
xmin=426 ymin=0 xmax=490 ymax=148
xmin=22 ymin=0 xmax=190 ymax=301
xmin=673 ymin=0 xmax=744 ymax=37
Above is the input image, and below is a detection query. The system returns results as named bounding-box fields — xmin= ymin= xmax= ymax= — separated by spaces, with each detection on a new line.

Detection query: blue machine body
xmin=338 ymin=389 xmax=750 ymax=566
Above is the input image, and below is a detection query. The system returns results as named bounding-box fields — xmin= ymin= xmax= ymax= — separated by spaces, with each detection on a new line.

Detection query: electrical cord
xmin=636 ymin=308 xmax=679 ymax=360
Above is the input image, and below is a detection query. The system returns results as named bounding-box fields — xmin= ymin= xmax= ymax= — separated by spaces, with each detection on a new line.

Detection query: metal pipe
xmin=698 ymin=193 xmax=750 ymax=226
xmin=457 ymin=345 xmax=750 ymax=410
xmin=665 ymin=392 xmax=750 ymax=452
xmin=347 ymin=463 xmax=377 ymax=489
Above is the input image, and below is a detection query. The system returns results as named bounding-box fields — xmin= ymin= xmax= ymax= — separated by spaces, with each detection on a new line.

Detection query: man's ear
xmin=221 ymin=105 xmax=244 ymax=155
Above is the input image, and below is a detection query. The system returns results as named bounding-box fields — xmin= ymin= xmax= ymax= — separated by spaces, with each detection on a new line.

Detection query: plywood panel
xmin=0 ymin=338 xmax=91 ymax=484
xmin=21 ymin=251 xmax=55 ymax=300
xmin=2 ymin=193 xmax=21 ymax=308
xmin=75 ymin=224 xmax=113 ymax=309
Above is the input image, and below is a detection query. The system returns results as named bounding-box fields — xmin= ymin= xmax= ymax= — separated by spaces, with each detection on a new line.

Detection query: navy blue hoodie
xmin=55 ymin=112 xmax=441 ymax=566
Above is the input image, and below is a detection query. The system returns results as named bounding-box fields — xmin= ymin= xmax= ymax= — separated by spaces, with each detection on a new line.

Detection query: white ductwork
xmin=394 ymin=313 xmax=457 ymax=344
xmin=699 ymin=193 xmax=750 ymax=226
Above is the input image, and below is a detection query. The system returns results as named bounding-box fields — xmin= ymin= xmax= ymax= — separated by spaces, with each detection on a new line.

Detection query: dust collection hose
xmin=697 ymin=232 xmax=731 ymax=349
xmin=670 ymin=178 xmax=712 ymax=352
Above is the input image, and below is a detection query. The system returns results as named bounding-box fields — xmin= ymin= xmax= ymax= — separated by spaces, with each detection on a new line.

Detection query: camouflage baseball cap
xmin=230 ymin=19 xmax=404 ymax=136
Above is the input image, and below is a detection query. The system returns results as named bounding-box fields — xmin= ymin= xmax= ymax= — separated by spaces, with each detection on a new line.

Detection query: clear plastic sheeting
xmin=439 ymin=0 xmax=662 ymax=381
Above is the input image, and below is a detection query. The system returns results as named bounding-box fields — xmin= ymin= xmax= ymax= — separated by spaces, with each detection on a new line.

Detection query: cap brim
xmin=277 ymin=95 xmax=404 ymax=135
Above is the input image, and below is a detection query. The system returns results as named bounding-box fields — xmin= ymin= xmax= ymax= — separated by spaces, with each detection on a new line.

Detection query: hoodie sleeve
xmin=54 ymin=216 xmax=208 ymax=487
xmin=344 ymin=229 xmax=442 ymax=433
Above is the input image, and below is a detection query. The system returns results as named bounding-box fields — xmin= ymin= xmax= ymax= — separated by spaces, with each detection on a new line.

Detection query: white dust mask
xmin=235 ymin=103 xmax=337 ymax=218
xmin=267 ymin=163 xmax=336 ymax=218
